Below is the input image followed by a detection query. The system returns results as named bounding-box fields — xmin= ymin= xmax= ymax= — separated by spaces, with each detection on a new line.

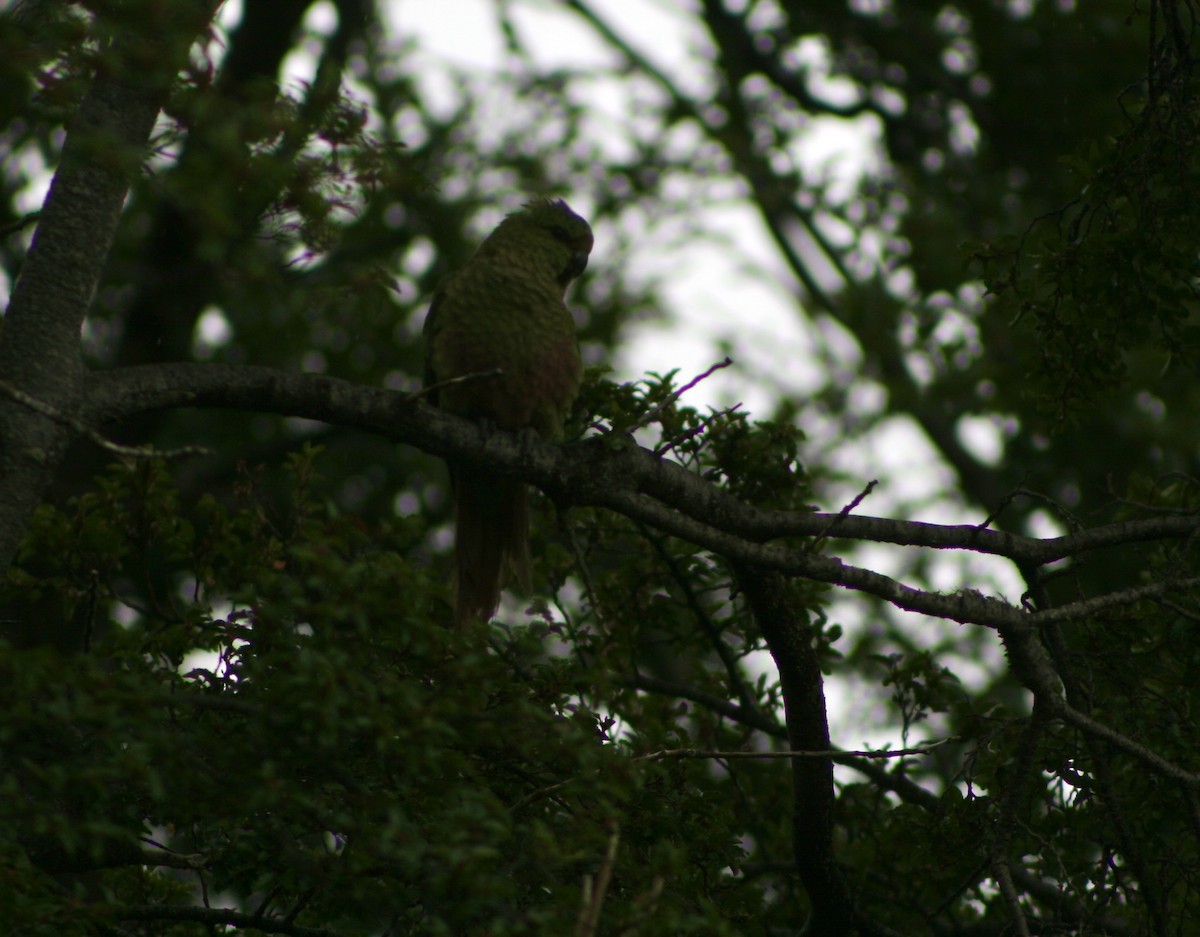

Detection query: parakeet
xmin=422 ymin=197 xmax=593 ymax=629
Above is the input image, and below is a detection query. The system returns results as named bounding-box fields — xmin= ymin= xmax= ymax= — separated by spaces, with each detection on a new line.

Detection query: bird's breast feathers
xmin=426 ymin=261 xmax=581 ymax=436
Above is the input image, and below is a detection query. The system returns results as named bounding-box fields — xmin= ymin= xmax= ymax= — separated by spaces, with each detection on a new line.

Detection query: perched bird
xmin=422 ymin=197 xmax=593 ymax=628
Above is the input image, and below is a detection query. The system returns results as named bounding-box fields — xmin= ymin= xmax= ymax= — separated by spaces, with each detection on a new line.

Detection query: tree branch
xmin=622 ymin=671 xmax=947 ymax=811
xmin=82 ymin=359 xmax=1200 ymax=800
xmin=731 ymin=561 xmax=853 ymax=937
xmin=82 ymin=362 xmax=1200 ymax=635
xmin=0 ymin=0 xmax=217 ymax=569
xmin=114 ymin=904 xmax=346 ymax=937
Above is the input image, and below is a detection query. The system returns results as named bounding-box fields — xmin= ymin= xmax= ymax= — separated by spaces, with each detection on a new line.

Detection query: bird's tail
xmin=452 ymin=468 xmax=531 ymax=630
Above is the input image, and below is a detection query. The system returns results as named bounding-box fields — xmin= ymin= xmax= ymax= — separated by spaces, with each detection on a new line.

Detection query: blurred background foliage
xmin=2 ymin=0 xmax=1200 ymax=933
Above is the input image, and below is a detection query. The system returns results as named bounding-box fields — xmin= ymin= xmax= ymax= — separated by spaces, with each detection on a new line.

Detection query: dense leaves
xmin=2 ymin=0 xmax=1200 ymax=935
xmin=2 ymin=456 xmax=765 ymax=935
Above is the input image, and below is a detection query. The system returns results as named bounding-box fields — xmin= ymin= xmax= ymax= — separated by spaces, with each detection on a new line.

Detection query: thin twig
xmin=653 ymin=402 xmax=741 ymax=458
xmin=643 ymin=526 xmax=764 ymax=717
xmin=974 ymin=475 xmax=1032 ymax=530
xmin=1034 ymin=575 xmax=1200 ymax=624
xmin=1151 ymin=595 xmax=1200 ymax=624
xmin=1183 ymin=784 xmax=1200 ymax=843
xmin=138 ymin=838 xmax=210 ymax=871
xmin=627 ymin=357 xmax=733 ymax=436
xmin=809 ymin=479 xmax=878 ymax=548
xmin=509 ymin=729 xmax=954 ymax=814
xmin=634 ymin=741 xmax=952 ymax=762
xmin=1054 ymin=700 xmax=1200 ymax=787
xmin=0 ymin=210 xmax=40 ymax=239
xmin=991 ymin=856 xmax=1033 ymax=937
xmin=0 ymin=379 xmax=211 ymax=460
xmin=575 ymin=819 xmax=620 ymax=937
xmin=115 ymin=904 xmax=348 ymax=937
xmin=987 ymin=706 xmax=1045 ymax=937
xmin=615 ymin=876 xmax=665 ymax=937
xmin=563 ymin=514 xmax=602 ymax=625
xmin=618 ymin=671 xmax=785 ymax=737
xmin=408 ymin=367 xmax=504 ymax=402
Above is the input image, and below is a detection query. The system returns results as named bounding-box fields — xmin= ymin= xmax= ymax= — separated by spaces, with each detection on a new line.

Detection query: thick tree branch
xmin=732 ymin=561 xmax=854 ymax=937
xmin=1049 ymin=699 xmax=1200 ymax=788
xmin=0 ymin=81 xmax=159 ymax=568
xmin=80 ymin=360 xmax=1200 ymax=798
xmin=0 ymin=0 xmax=216 ymax=570
xmin=82 ymin=365 xmax=1200 ymax=567
xmin=82 ymin=362 xmax=1200 ymax=634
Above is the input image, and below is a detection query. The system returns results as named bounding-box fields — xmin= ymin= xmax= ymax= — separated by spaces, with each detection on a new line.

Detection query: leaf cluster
xmin=0 ymin=454 xmax=774 ymax=935
xmin=974 ymin=75 xmax=1200 ymax=424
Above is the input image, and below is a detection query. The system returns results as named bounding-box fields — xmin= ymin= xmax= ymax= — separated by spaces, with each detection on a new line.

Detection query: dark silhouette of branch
xmin=1051 ymin=701 xmax=1200 ymax=787
xmin=732 ymin=562 xmax=872 ymax=936
xmin=618 ymin=671 xmax=786 ymax=737
xmin=0 ymin=378 xmax=210 ymax=459
xmin=637 ymin=743 xmax=950 ymax=762
xmin=623 ymin=671 xmax=947 ymax=811
xmin=0 ymin=0 xmax=219 ymax=570
xmin=987 ymin=706 xmax=1047 ymax=937
xmin=642 ymin=527 xmax=765 ymax=718
xmin=115 ymin=904 xmax=347 ymax=937
xmin=79 ymin=362 xmax=1200 ymax=633
xmin=1006 ymin=866 xmax=1136 ymax=935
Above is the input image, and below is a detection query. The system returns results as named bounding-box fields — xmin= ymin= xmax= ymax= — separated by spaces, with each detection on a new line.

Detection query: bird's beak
xmin=566 ymin=250 xmax=589 ymax=280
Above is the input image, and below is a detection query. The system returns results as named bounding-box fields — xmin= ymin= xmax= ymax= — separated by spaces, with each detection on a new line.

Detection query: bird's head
xmin=485 ymin=197 xmax=594 ymax=289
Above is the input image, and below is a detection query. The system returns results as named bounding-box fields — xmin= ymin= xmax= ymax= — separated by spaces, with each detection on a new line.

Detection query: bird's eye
xmin=549 ymin=224 xmax=570 ymax=242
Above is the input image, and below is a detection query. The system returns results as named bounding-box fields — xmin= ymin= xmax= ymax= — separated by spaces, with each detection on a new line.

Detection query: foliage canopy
xmin=2 ymin=1 xmax=1200 ymax=935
